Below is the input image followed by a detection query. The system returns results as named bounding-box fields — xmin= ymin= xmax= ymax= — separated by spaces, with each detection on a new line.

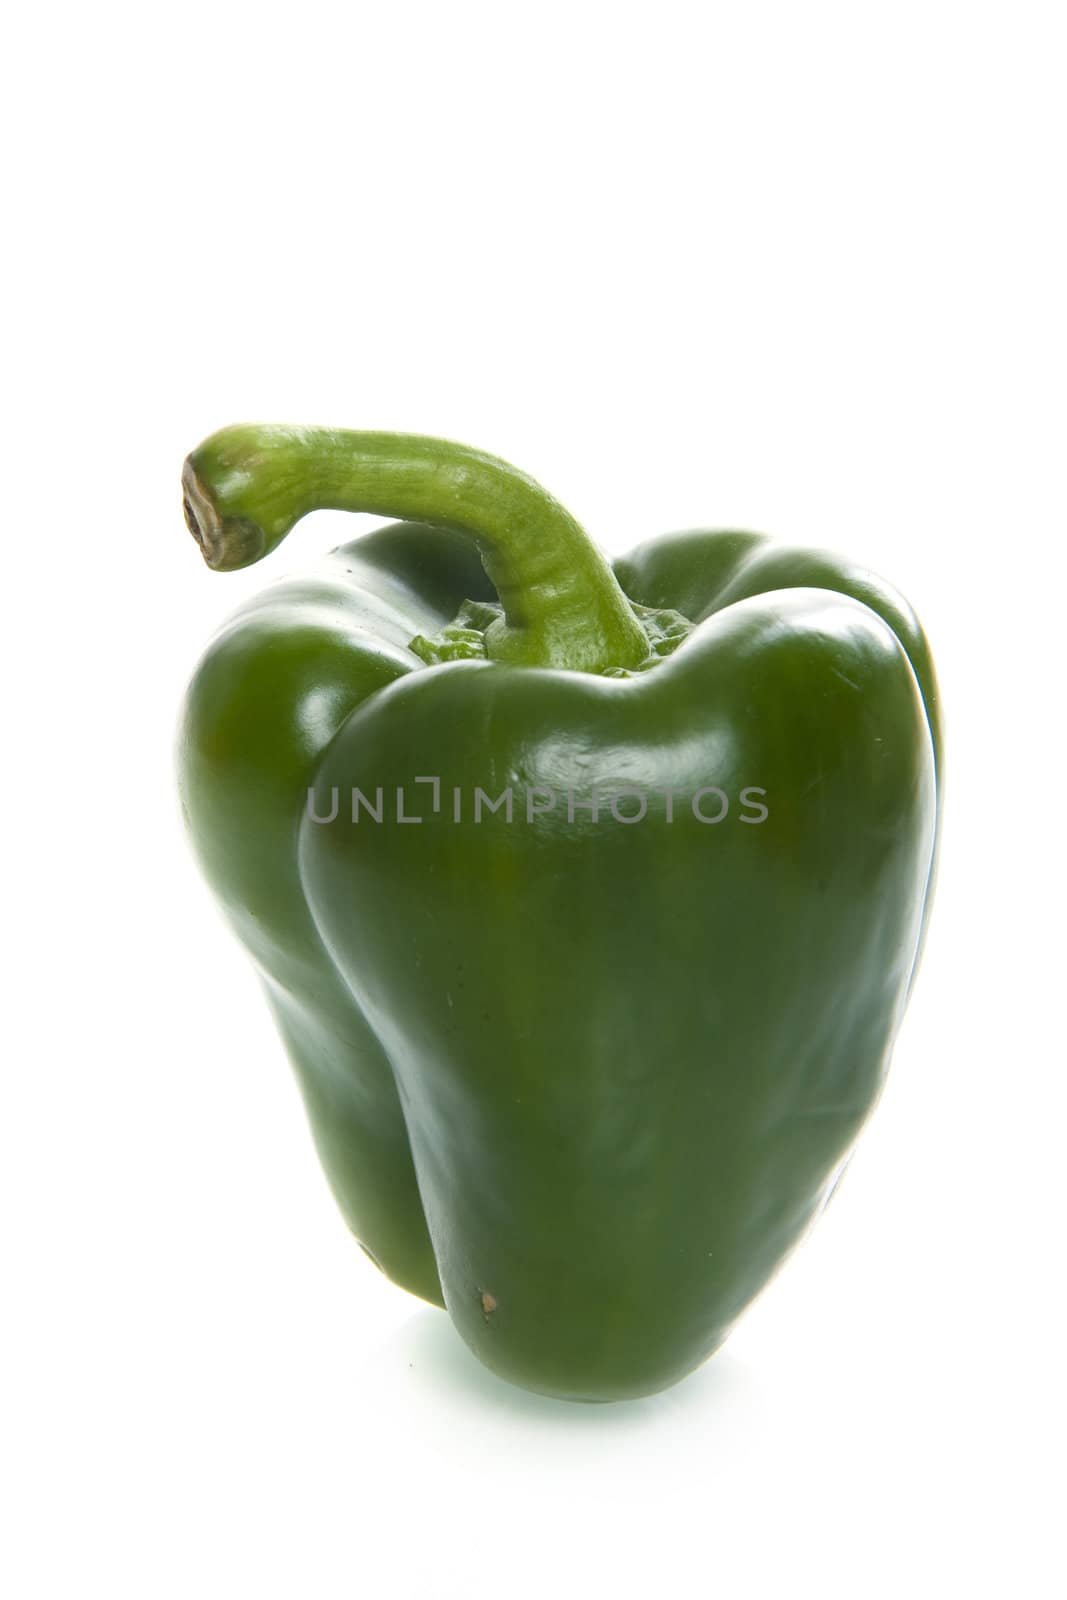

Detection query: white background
xmin=3 ymin=4 xmax=1064 ymax=1595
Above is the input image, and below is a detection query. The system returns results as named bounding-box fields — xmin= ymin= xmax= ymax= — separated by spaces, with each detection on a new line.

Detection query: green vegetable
xmin=178 ymin=425 xmax=941 ymax=1402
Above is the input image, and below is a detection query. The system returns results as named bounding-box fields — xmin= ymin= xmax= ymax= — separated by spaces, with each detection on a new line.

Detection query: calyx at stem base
xmin=410 ymin=598 xmax=696 ymax=677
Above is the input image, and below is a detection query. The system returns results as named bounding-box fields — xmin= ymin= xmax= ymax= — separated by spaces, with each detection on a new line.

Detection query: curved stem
xmin=182 ymin=425 xmax=647 ymax=674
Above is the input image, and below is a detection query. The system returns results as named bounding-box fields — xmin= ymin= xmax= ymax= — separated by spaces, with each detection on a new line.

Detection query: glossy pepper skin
xmin=178 ymin=426 xmax=941 ymax=1402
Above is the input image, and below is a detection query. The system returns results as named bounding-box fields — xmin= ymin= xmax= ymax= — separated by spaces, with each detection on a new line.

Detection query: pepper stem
xmin=182 ymin=425 xmax=647 ymax=674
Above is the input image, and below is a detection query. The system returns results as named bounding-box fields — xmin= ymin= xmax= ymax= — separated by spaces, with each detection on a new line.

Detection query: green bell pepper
xmin=178 ymin=425 xmax=940 ymax=1402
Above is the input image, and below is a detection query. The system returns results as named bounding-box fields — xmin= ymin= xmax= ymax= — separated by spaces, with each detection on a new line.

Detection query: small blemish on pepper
xmin=480 ymin=1290 xmax=497 ymax=1318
